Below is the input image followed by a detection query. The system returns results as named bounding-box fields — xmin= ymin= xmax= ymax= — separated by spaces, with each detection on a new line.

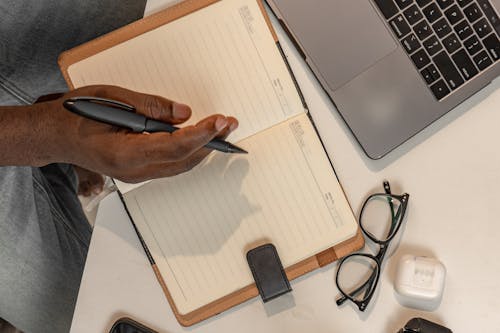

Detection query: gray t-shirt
xmin=0 ymin=2 xmax=146 ymax=332
xmin=0 ymin=0 xmax=146 ymax=105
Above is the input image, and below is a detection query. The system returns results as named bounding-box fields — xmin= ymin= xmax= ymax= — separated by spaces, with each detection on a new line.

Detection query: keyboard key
xmin=411 ymin=48 xmax=431 ymax=68
xmin=473 ymin=18 xmax=492 ymax=38
xmin=457 ymin=0 xmax=473 ymax=7
xmin=445 ymin=5 xmax=464 ymax=25
xmin=463 ymin=3 xmax=482 ymax=23
xmin=430 ymin=79 xmax=451 ymax=99
xmin=433 ymin=51 xmax=465 ymax=89
xmin=421 ymin=64 xmax=441 ymax=84
xmin=423 ymin=35 xmax=443 ymax=55
xmin=482 ymin=33 xmax=500 ymax=60
xmin=402 ymin=33 xmax=422 ymax=53
xmin=454 ymin=20 xmax=473 ymax=40
xmin=395 ymin=0 xmax=413 ymax=9
xmin=443 ymin=33 xmax=461 ymax=53
xmin=422 ymin=3 xmax=442 ymax=23
xmin=463 ymin=35 xmax=483 ymax=55
xmin=428 ymin=63 xmax=441 ymax=80
xmin=452 ymin=49 xmax=479 ymax=80
xmin=433 ymin=18 xmax=452 ymax=38
xmin=390 ymin=15 xmax=412 ymax=38
xmin=472 ymin=50 xmax=493 ymax=70
xmin=374 ymin=0 xmax=399 ymax=19
xmin=436 ymin=0 xmax=453 ymax=10
xmin=414 ymin=20 xmax=433 ymax=40
xmin=477 ymin=0 xmax=500 ymax=35
xmin=416 ymin=0 xmax=431 ymax=7
xmin=404 ymin=5 xmax=424 ymax=25
xmin=421 ymin=68 xmax=435 ymax=84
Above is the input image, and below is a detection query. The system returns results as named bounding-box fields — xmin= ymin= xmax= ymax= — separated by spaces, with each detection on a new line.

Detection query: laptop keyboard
xmin=374 ymin=0 xmax=500 ymax=100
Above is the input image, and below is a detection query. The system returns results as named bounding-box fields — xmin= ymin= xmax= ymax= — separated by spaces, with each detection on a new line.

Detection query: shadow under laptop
xmin=285 ymin=33 xmax=499 ymax=174
xmin=357 ymin=78 xmax=500 ymax=171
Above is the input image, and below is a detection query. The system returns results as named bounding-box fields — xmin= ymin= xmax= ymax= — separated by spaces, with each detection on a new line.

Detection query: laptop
xmin=266 ymin=0 xmax=500 ymax=159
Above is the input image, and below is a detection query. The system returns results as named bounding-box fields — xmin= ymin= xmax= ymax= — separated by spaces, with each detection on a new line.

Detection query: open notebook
xmin=59 ymin=0 xmax=362 ymax=326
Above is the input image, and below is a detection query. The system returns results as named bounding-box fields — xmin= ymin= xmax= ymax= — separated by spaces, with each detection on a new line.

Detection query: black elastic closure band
xmin=246 ymin=244 xmax=291 ymax=302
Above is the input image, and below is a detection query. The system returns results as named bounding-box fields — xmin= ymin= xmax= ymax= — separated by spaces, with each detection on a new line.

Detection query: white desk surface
xmin=70 ymin=2 xmax=500 ymax=332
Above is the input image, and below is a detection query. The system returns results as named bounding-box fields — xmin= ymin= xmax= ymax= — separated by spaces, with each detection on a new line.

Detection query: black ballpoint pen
xmin=63 ymin=96 xmax=247 ymax=154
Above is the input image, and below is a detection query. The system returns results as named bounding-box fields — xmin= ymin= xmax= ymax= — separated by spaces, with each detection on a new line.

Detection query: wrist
xmin=21 ymin=102 xmax=65 ymax=166
xmin=37 ymin=99 xmax=79 ymax=165
xmin=0 ymin=104 xmax=46 ymax=166
xmin=0 ymin=101 xmax=76 ymax=167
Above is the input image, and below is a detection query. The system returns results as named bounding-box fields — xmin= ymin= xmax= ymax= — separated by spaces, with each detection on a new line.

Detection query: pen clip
xmin=64 ymin=96 xmax=136 ymax=112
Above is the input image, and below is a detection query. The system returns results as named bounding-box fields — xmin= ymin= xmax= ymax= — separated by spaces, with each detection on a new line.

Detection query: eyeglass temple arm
xmin=383 ymin=181 xmax=392 ymax=195
xmin=383 ymin=181 xmax=397 ymax=220
xmin=384 ymin=181 xmax=407 ymax=233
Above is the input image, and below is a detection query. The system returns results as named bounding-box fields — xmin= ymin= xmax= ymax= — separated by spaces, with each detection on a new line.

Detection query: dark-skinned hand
xmin=37 ymin=85 xmax=239 ymax=184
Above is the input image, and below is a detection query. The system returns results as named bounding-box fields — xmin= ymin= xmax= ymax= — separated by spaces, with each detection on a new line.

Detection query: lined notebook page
xmin=67 ymin=0 xmax=304 ymax=145
xmin=68 ymin=0 xmax=304 ymax=194
xmin=123 ymin=113 xmax=357 ymax=314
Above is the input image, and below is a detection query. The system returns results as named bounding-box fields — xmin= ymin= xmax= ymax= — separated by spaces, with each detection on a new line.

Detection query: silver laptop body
xmin=266 ymin=0 xmax=500 ymax=159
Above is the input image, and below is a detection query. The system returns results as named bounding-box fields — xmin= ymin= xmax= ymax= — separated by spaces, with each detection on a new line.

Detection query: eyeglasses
xmin=335 ymin=181 xmax=409 ymax=311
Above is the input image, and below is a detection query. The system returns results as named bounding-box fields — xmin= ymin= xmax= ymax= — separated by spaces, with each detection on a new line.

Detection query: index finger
xmin=72 ymin=85 xmax=192 ymax=124
xmin=127 ymin=114 xmax=231 ymax=164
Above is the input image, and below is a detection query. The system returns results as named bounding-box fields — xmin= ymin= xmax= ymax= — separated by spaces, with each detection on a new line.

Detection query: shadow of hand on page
xmin=147 ymin=152 xmax=259 ymax=256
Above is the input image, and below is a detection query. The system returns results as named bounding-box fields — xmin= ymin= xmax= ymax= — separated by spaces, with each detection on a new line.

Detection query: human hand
xmin=41 ymin=85 xmax=238 ymax=183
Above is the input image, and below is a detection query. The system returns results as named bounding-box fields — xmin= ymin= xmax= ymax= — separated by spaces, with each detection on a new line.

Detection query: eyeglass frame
xmin=335 ymin=181 xmax=410 ymax=311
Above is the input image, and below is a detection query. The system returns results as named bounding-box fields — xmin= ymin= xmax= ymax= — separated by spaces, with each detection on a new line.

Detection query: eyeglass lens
xmin=336 ymin=254 xmax=379 ymax=303
xmin=360 ymin=194 xmax=402 ymax=242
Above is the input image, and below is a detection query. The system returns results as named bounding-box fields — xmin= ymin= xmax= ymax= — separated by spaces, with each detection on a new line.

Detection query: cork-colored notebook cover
xmin=58 ymin=0 xmax=364 ymax=326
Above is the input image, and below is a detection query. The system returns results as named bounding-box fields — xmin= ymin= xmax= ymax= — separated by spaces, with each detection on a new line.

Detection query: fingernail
xmin=215 ymin=116 xmax=228 ymax=131
xmin=173 ymin=102 xmax=191 ymax=119
xmin=229 ymin=121 xmax=238 ymax=132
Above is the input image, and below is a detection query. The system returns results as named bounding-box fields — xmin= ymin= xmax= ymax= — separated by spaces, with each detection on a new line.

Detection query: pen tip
xmin=229 ymin=146 xmax=248 ymax=154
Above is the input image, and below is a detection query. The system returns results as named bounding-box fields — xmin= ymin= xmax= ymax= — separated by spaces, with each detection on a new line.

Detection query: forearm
xmin=0 ymin=104 xmax=64 ymax=166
